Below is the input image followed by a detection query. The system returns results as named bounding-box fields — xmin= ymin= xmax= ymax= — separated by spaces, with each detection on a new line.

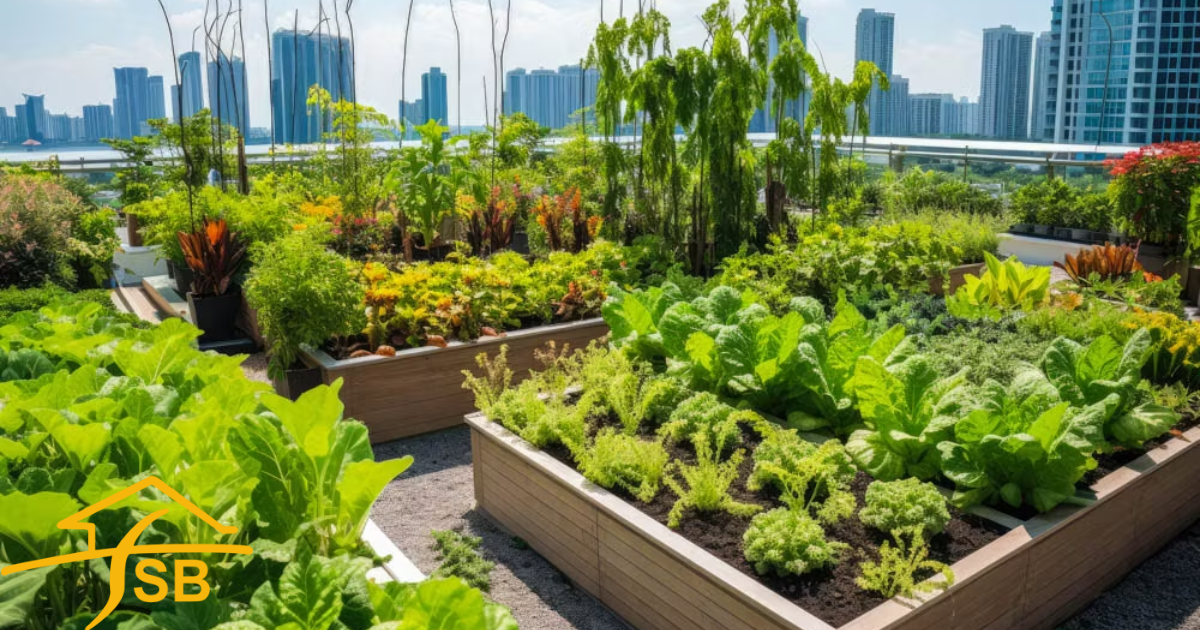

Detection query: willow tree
xmin=743 ymin=0 xmax=808 ymax=234
xmin=586 ymin=18 xmax=632 ymax=227
xmin=625 ymin=9 xmax=676 ymax=240
xmin=803 ymin=58 xmax=886 ymax=212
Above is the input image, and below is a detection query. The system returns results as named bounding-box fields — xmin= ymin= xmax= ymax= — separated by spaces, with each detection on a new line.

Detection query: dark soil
xmin=1081 ymin=406 xmax=1200 ymax=488
xmin=541 ymin=412 xmax=1009 ymax=628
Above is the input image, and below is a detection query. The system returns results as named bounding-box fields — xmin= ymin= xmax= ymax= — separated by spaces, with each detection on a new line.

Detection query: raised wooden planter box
xmin=998 ymin=233 xmax=1091 ymax=267
xmin=928 ymin=262 xmax=986 ymax=296
xmin=466 ymin=413 xmax=1200 ymax=630
xmin=299 ymin=319 xmax=609 ymax=444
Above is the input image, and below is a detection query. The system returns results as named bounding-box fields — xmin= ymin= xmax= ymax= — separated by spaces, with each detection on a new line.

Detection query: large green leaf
xmin=0 ymin=492 xmax=81 ymax=563
xmin=0 ymin=563 xmax=54 ymax=628
xmin=334 ymin=458 xmax=413 ymax=550
xmin=395 ymin=579 xmax=493 ymax=630
xmin=262 ymin=381 xmax=345 ymax=460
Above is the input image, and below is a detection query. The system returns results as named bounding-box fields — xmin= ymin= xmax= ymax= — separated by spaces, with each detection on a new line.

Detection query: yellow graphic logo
xmin=1 ymin=476 xmax=253 ymax=630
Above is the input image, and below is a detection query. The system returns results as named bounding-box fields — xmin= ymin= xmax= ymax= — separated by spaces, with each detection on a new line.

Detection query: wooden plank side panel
xmin=319 ymin=320 xmax=608 ymax=443
xmin=599 ymin=514 xmax=776 ymax=630
xmin=475 ymin=436 xmax=602 ymax=595
xmin=1130 ymin=440 xmax=1200 ymax=559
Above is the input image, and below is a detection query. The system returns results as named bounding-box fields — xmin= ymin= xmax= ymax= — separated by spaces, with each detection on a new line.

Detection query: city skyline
xmin=3 ymin=0 xmax=1195 ymax=146
xmin=0 ymin=0 xmax=1050 ymax=127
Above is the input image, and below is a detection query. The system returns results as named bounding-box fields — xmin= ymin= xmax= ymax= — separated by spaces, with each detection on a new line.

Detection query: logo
xmin=1 ymin=477 xmax=253 ymax=630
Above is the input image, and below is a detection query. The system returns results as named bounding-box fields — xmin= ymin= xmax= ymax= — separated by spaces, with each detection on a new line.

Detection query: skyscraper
xmin=178 ymin=51 xmax=204 ymax=119
xmin=113 ymin=67 xmax=152 ymax=139
xmin=0 ymin=107 xmax=8 ymax=142
xmin=504 ymin=65 xmax=599 ymax=131
xmin=148 ymin=76 xmax=166 ymax=121
xmin=751 ymin=13 xmax=810 ymax=133
xmin=271 ymin=29 xmax=354 ymax=145
xmin=83 ymin=104 xmax=114 ymax=141
xmin=884 ymin=75 xmax=910 ymax=136
xmin=855 ymin=9 xmax=896 ymax=136
xmin=948 ymin=97 xmax=981 ymax=136
xmin=398 ymin=99 xmax=424 ymax=138
xmin=208 ymin=53 xmax=249 ymax=137
xmin=14 ymin=105 xmax=28 ymax=142
xmin=1046 ymin=0 xmax=1199 ymax=145
xmin=979 ymin=25 xmax=1033 ymax=140
xmin=909 ymin=93 xmax=956 ymax=136
xmin=1030 ymin=32 xmax=1053 ymax=141
xmin=22 ymin=94 xmax=46 ymax=142
xmin=421 ymin=67 xmax=449 ymax=127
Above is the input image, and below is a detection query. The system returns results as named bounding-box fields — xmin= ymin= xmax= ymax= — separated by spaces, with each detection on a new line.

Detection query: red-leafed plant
xmin=534 ymin=187 xmax=597 ymax=253
xmin=1054 ymin=243 xmax=1144 ymax=287
xmin=177 ymin=218 xmax=247 ymax=296
xmin=465 ymin=186 xmax=517 ymax=257
xmin=1106 ymin=142 xmax=1200 ymax=245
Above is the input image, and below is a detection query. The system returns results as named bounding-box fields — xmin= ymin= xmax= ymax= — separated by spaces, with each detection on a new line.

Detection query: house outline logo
xmin=1 ymin=476 xmax=253 ymax=630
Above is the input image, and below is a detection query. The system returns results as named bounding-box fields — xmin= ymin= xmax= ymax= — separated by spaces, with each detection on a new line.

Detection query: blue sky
xmin=0 ymin=0 xmax=1052 ymax=126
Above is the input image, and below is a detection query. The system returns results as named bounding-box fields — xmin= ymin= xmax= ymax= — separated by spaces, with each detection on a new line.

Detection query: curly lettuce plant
xmin=743 ymin=508 xmax=848 ymax=578
xmin=859 ymin=479 xmax=951 ymax=538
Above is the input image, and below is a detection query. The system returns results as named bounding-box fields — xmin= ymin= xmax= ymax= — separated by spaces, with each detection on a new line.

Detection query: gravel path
xmin=368 ymin=425 xmax=1200 ymax=630
xmin=371 ymin=427 xmax=629 ymax=630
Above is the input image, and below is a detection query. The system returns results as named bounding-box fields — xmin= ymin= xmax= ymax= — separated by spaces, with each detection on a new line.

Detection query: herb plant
xmin=748 ymin=428 xmax=857 ymax=525
xmin=575 ymin=428 xmax=670 ymax=503
xmin=856 ymin=527 xmax=954 ymax=599
xmin=663 ymin=436 xmax=762 ymax=528
xmin=431 ymin=529 xmax=497 ymax=592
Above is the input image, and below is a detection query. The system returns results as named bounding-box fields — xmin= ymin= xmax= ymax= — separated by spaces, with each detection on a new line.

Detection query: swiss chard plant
xmin=1038 ymin=328 xmax=1178 ymax=449
xmin=845 ymin=356 xmax=969 ymax=481
xmin=947 ymin=253 xmax=1050 ymax=320
xmin=786 ymin=297 xmax=914 ymax=438
xmin=937 ymin=369 xmax=1111 ymax=513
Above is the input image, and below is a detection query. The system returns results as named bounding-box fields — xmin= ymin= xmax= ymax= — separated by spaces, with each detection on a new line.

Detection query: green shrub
xmin=882 ymin=168 xmax=1004 ymax=216
xmin=859 ymin=479 xmax=951 ymax=537
xmin=245 ymin=230 xmax=366 ymax=379
xmin=0 ymin=174 xmax=86 ymax=288
xmin=431 ymin=530 xmax=496 ymax=592
xmin=743 ymin=508 xmax=848 ymax=577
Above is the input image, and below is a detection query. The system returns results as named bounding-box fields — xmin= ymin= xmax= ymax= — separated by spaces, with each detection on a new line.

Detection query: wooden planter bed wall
xmin=299 ymin=319 xmax=609 ymax=443
xmin=466 ymin=413 xmax=1200 ymax=630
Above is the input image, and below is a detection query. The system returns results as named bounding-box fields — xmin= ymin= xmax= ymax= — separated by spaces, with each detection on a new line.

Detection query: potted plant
xmin=245 ymin=229 xmax=365 ymax=399
xmin=178 ymin=218 xmax=247 ymax=343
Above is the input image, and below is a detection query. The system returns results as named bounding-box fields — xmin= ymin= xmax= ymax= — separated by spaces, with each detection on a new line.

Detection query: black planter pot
xmin=1052 ymin=227 xmax=1074 ymax=241
xmin=1010 ymin=223 xmax=1034 ymax=234
xmin=187 ymin=288 xmax=242 ymax=343
xmin=1032 ymin=224 xmax=1053 ymax=236
xmin=273 ymin=364 xmax=324 ymax=401
xmin=510 ymin=229 xmax=531 ymax=255
xmin=170 ymin=261 xmax=195 ymax=296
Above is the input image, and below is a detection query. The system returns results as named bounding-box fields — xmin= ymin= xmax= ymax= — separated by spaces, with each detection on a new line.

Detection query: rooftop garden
xmin=2 ymin=2 xmax=1200 ymax=629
